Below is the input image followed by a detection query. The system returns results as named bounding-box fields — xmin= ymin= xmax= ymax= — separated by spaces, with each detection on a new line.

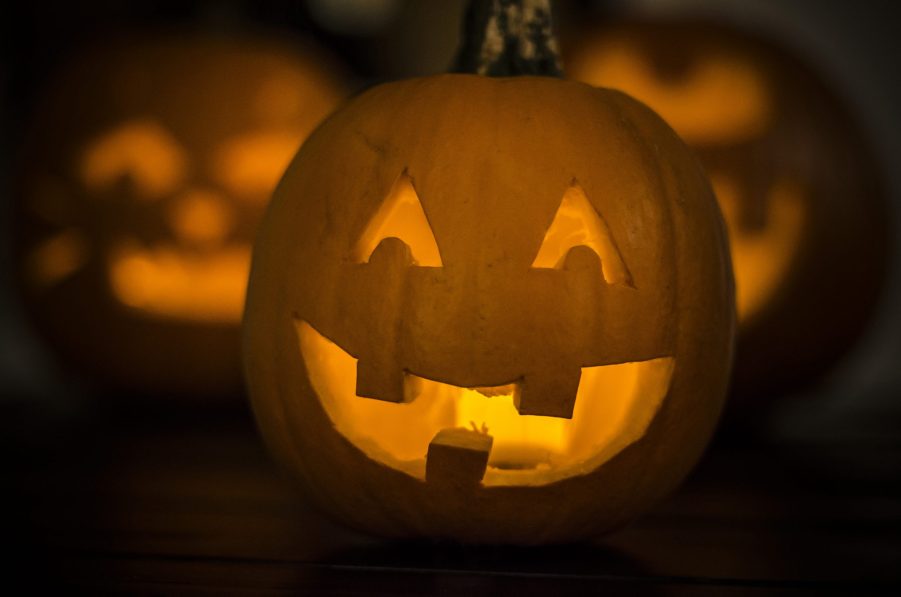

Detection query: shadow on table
xmin=305 ymin=540 xmax=663 ymax=596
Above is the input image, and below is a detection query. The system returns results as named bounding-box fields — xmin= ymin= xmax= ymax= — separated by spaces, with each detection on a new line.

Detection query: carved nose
xmin=168 ymin=188 xmax=234 ymax=248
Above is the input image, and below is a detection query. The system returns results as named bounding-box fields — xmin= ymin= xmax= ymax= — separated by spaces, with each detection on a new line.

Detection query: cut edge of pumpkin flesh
xmin=296 ymin=319 xmax=675 ymax=487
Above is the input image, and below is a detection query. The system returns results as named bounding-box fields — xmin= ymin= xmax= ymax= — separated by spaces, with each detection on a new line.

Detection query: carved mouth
xmin=108 ymin=242 xmax=250 ymax=323
xmin=297 ymin=320 xmax=675 ymax=487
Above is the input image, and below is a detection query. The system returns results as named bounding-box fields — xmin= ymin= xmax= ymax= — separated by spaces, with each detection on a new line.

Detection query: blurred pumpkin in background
xmin=15 ymin=33 xmax=347 ymax=399
xmin=566 ymin=21 xmax=888 ymax=408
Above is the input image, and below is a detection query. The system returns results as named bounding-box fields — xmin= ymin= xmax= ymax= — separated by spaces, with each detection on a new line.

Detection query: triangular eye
xmin=532 ymin=183 xmax=632 ymax=286
xmin=80 ymin=119 xmax=188 ymax=199
xmin=354 ymin=171 xmax=443 ymax=267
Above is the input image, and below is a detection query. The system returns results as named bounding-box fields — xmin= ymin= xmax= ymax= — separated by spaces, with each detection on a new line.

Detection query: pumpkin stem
xmin=453 ymin=0 xmax=564 ymax=77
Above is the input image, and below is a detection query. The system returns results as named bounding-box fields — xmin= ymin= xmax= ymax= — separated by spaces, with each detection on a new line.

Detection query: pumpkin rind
xmin=244 ymin=74 xmax=734 ymax=542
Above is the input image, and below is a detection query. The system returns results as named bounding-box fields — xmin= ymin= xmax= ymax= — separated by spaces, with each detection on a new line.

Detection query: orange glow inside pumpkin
xmin=298 ymin=320 xmax=674 ymax=486
xmin=531 ymin=184 xmax=632 ymax=285
xmin=298 ymin=189 xmax=674 ymax=486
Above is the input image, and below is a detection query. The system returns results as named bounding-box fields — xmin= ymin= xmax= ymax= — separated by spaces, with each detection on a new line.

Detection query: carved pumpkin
xmin=16 ymin=34 xmax=346 ymax=398
xmin=566 ymin=21 xmax=887 ymax=403
xmin=244 ymin=61 xmax=735 ymax=540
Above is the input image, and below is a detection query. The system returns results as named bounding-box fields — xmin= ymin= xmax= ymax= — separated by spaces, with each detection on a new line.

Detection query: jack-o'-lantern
xmin=16 ymin=33 xmax=346 ymax=398
xmin=565 ymin=21 xmax=887 ymax=405
xmin=244 ymin=1 xmax=734 ymax=543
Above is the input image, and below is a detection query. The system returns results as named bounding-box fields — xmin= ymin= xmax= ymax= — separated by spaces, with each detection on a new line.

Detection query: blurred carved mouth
xmin=296 ymin=320 xmax=675 ymax=487
xmin=108 ymin=242 xmax=250 ymax=323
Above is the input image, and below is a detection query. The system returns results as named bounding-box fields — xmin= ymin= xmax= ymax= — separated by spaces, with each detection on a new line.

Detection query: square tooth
xmin=514 ymin=369 xmax=581 ymax=419
xmin=426 ymin=428 xmax=493 ymax=487
xmin=355 ymin=359 xmax=405 ymax=403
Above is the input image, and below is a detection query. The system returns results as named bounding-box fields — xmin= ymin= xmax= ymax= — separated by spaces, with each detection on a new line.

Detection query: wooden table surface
xmin=5 ymin=403 xmax=900 ymax=595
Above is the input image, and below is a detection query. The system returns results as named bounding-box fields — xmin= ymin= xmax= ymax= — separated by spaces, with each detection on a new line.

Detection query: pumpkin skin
xmin=565 ymin=21 xmax=888 ymax=405
xmin=244 ymin=74 xmax=734 ymax=543
xmin=16 ymin=34 xmax=346 ymax=398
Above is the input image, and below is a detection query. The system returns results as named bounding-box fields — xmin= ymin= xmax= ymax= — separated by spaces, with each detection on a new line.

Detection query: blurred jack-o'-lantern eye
xmin=567 ymin=38 xmax=772 ymax=145
xmin=80 ymin=119 xmax=188 ymax=199
xmin=212 ymin=131 xmax=306 ymax=200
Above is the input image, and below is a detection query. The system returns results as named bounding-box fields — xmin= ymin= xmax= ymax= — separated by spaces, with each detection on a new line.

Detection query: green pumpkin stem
xmin=453 ymin=0 xmax=563 ymax=77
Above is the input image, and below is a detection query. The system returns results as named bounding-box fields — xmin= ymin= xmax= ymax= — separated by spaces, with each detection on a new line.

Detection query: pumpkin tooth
xmin=353 ymin=235 xmax=411 ymax=404
xmin=425 ymin=428 xmax=493 ymax=487
xmin=514 ymin=369 xmax=581 ymax=419
xmin=355 ymin=360 xmax=405 ymax=403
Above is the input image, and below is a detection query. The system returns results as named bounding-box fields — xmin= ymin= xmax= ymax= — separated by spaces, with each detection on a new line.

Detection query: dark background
xmin=1 ymin=1 xmax=899 ymax=594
